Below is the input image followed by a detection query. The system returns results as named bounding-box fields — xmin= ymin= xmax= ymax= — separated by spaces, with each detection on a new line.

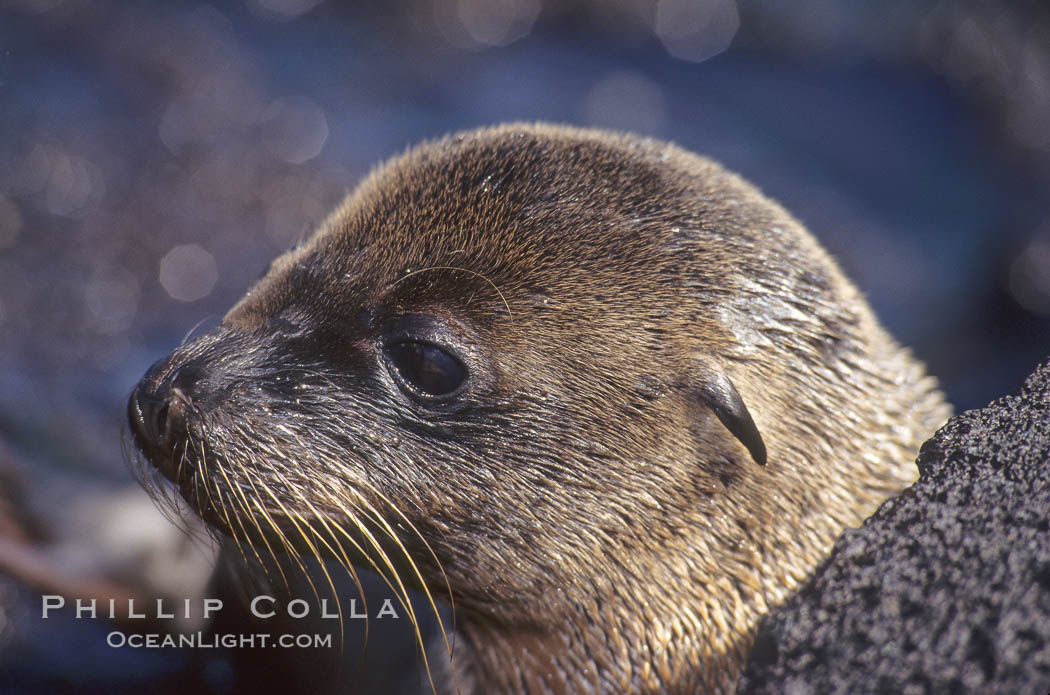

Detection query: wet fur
xmin=129 ymin=124 xmax=950 ymax=694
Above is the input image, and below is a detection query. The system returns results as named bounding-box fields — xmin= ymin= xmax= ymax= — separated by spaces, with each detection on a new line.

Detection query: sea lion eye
xmin=385 ymin=341 xmax=466 ymax=398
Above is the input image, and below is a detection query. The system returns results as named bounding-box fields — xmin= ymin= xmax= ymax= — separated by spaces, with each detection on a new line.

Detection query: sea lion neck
xmin=450 ymin=555 xmax=760 ymax=695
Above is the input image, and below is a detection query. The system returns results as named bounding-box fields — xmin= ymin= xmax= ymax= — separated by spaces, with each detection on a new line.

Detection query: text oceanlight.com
xmin=106 ymin=632 xmax=334 ymax=649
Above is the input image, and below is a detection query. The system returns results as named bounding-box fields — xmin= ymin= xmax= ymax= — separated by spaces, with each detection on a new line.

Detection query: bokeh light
xmin=160 ymin=244 xmax=219 ymax=303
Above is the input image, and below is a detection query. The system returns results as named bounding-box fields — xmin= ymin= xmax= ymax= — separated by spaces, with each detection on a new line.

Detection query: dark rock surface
xmin=739 ymin=358 xmax=1050 ymax=695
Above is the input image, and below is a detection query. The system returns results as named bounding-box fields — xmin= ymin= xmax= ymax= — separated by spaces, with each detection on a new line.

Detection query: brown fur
xmin=128 ymin=123 xmax=950 ymax=694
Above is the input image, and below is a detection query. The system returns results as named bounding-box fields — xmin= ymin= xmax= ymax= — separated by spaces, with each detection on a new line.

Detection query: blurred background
xmin=0 ymin=0 xmax=1048 ymax=693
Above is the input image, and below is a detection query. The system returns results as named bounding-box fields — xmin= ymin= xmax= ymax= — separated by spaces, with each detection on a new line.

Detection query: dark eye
xmin=385 ymin=341 xmax=466 ymax=398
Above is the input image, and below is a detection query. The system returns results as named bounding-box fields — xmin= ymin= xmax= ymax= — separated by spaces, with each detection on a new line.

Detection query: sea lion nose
xmin=128 ymin=383 xmax=173 ymax=453
xmin=127 ymin=371 xmax=195 ymax=482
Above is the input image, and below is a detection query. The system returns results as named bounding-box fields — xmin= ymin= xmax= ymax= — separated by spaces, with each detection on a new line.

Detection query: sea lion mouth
xmin=126 ymin=374 xmax=224 ymax=524
xmin=126 ymin=365 xmax=240 ymax=534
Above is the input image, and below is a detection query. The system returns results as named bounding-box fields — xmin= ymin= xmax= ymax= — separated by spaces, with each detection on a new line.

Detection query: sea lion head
xmin=128 ymin=123 xmax=948 ymax=693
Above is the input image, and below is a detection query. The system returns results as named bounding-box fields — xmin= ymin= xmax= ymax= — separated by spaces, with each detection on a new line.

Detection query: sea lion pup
xmin=127 ymin=123 xmax=950 ymax=694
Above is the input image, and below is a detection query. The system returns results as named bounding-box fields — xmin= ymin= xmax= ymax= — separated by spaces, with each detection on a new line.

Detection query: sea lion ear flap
xmin=693 ymin=367 xmax=767 ymax=466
